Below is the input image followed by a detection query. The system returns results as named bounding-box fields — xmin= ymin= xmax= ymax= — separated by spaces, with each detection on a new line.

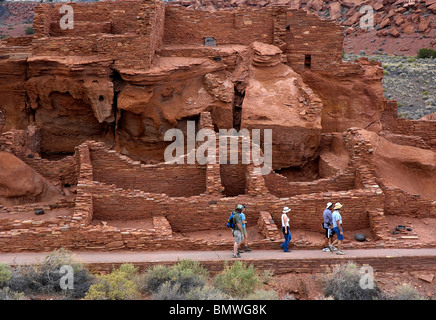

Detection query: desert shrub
xmin=0 ymin=287 xmax=27 ymax=300
xmin=259 ymin=270 xmax=274 ymax=285
xmin=321 ymin=262 xmax=382 ymax=300
xmin=172 ymin=259 xmax=210 ymax=279
xmin=417 ymin=48 xmax=436 ymax=59
xmin=389 ymin=284 xmax=426 ymax=300
xmin=7 ymin=249 xmax=94 ymax=299
xmin=136 ymin=265 xmax=172 ymax=294
xmin=83 ymin=264 xmax=140 ymax=300
xmin=138 ymin=259 xmax=208 ymax=295
xmin=0 ymin=263 xmax=12 ymax=287
xmin=184 ymin=285 xmax=232 ymax=300
xmin=214 ymin=261 xmax=260 ymax=298
xmin=25 ymin=26 xmax=34 ymax=35
xmin=152 ymin=282 xmax=185 ymax=300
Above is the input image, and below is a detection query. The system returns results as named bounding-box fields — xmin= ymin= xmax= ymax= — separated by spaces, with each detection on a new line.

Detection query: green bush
xmin=25 ymin=26 xmax=34 ymax=35
xmin=417 ymin=48 xmax=436 ymax=59
xmin=214 ymin=261 xmax=260 ymax=298
xmin=321 ymin=262 xmax=382 ymax=300
xmin=138 ymin=259 xmax=208 ymax=296
xmin=152 ymin=281 xmax=185 ymax=300
xmin=84 ymin=264 xmax=140 ymax=300
xmin=8 ymin=249 xmax=94 ymax=299
xmin=184 ymin=285 xmax=232 ymax=300
xmin=0 ymin=263 xmax=12 ymax=287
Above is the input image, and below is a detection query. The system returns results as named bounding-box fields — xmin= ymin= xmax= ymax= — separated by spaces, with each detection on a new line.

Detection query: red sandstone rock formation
xmin=300 ymin=57 xmax=385 ymax=133
xmin=241 ymin=42 xmax=323 ymax=169
xmin=0 ymin=151 xmax=61 ymax=205
xmin=357 ymin=129 xmax=436 ymax=200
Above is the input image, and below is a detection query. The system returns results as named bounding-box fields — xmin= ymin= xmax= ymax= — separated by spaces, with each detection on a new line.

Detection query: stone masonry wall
xmin=163 ymin=6 xmax=274 ymax=46
xmin=89 ymin=143 xmax=207 ymax=197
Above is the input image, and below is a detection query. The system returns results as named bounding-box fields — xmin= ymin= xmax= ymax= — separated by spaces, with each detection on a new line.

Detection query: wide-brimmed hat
xmin=282 ymin=207 xmax=291 ymax=213
xmin=334 ymin=203 xmax=343 ymax=210
xmin=326 ymin=202 xmax=333 ymax=209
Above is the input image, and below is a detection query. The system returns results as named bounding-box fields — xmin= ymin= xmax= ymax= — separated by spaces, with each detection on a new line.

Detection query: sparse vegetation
xmin=0 ymin=252 xmax=432 ymax=300
xmin=138 ymin=259 xmax=209 ymax=298
xmin=321 ymin=262 xmax=383 ymax=300
xmin=6 ymin=249 xmax=94 ymax=299
xmin=25 ymin=26 xmax=34 ymax=35
xmin=0 ymin=263 xmax=12 ymax=287
xmin=214 ymin=260 xmax=261 ymax=298
xmin=389 ymin=283 xmax=426 ymax=300
xmin=84 ymin=263 xmax=140 ymax=300
xmin=417 ymin=48 xmax=436 ymax=59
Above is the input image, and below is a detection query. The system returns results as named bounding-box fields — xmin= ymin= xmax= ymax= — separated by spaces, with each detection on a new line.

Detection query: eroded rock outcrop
xmin=0 ymin=151 xmax=61 ymax=205
xmin=25 ymin=57 xmax=115 ymax=153
xmin=115 ymin=57 xmax=234 ymax=162
xmin=241 ymin=42 xmax=323 ymax=169
xmin=300 ymin=57 xmax=385 ymax=133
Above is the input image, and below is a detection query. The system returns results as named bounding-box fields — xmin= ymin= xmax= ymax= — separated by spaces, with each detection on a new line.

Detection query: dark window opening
xmin=204 ymin=37 xmax=217 ymax=47
xmin=304 ymin=54 xmax=311 ymax=69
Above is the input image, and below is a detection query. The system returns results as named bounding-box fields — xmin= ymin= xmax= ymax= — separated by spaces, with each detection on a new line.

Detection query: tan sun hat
xmin=283 ymin=207 xmax=291 ymax=213
xmin=334 ymin=203 xmax=343 ymax=210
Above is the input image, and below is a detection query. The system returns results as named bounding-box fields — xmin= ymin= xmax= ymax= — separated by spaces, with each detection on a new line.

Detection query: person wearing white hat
xmin=280 ymin=207 xmax=292 ymax=252
xmin=322 ymin=202 xmax=338 ymax=252
xmin=332 ymin=203 xmax=345 ymax=255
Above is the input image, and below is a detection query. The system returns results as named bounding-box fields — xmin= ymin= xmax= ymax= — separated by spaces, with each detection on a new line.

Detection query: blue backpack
xmin=226 ymin=211 xmax=236 ymax=229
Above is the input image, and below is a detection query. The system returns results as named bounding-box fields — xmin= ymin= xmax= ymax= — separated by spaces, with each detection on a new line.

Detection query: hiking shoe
xmin=328 ymin=244 xmax=334 ymax=252
xmin=331 ymin=246 xmax=338 ymax=251
xmin=232 ymin=253 xmax=241 ymax=258
xmin=244 ymin=246 xmax=252 ymax=252
xmin=322 ymin=247 xmax=330 ymax=252
xmin=336 ymin=250 xmax=345 ymax=255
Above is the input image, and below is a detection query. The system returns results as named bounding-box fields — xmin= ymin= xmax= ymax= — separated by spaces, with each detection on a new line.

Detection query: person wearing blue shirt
xmin=322 ymin=202 xmax=338 ymax=252
xmin=239 ymin=205 xmax=252 ymax=252
xmin=332 ymin=203 xmax=345 ymax=255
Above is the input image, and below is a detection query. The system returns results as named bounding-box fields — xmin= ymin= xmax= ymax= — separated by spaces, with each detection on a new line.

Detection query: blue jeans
xmin=281 ymin=227 xmax=292 ymax=252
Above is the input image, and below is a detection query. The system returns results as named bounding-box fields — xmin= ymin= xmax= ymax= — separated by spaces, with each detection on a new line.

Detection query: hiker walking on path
xmin=322 ymin=202 xmax=338 ymax=252
xmin=332 ymin=203 xmax=345 ymax=255
xmin=240 ymin=205 xmax=252 ymax=253
xmin=280 ymin=207 xmax=292 ymax=252
xmin=231 ymin=204 xmax=245 ymax=258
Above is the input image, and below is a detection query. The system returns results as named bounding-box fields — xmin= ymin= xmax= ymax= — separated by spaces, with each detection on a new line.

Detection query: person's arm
xmin=336 ymin=218 xmax=343 ymax=235
xmin=237 ymin=222 xmax=242 ymax=232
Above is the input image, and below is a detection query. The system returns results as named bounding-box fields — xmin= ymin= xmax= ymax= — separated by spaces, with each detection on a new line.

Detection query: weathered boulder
xmin=0 ymin=152 xmax=61 ymax=205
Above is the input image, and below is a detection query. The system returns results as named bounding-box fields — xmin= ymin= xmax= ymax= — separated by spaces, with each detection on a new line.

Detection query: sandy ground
xmin=0 ymin=207 xmax=73 ymax=221
xmin=343 ymin=29 xmax=436 ymax=56
xmin=385 ymin=215 xmax=436 ymax=243
xmin=268 ymin=269 xmax=436 ymax=300
xmin=0 ymin=23 xmax=32 ymax=39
